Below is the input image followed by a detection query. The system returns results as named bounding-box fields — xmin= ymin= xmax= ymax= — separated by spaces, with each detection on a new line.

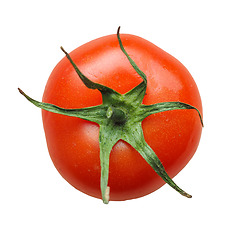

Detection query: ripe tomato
xmin=41 ymin=32 xmax=202 ymax=201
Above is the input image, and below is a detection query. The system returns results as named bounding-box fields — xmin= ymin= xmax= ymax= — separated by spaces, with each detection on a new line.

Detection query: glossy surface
xmin=42 ymin=34 xmax=202 ymax=201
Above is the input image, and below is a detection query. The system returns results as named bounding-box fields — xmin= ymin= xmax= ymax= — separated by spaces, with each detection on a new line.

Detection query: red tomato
xmin=42 ymin=33 xmax=202 ymax=201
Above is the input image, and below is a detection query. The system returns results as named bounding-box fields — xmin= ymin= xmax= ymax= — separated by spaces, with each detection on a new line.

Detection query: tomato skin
xmin=42 ymin=34 xmax=202 ymax=201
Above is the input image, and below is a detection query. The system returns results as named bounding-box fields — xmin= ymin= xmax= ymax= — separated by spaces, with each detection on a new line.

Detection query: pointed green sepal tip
xmin=182 ymin=192 xmax=192 ymax=198
xmin=117 ymin=27 xmax=147 ymax=84
xmin=139 ymin=101 xmax=203 ymax=127
xmin=103 ymin=186 xmax=110 ymax=204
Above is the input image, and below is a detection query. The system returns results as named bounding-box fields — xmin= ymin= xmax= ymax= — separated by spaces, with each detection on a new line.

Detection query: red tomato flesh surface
xmin=42 ymin=34 xmax=202 ymax=201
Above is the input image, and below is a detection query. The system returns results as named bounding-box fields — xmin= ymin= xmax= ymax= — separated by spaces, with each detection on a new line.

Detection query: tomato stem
xmin=107 ymin=106 xmax=127 ymax=125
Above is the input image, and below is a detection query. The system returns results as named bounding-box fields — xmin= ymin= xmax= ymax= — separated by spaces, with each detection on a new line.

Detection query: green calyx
xmin=19 ymin=27 xmax=203 ymax=204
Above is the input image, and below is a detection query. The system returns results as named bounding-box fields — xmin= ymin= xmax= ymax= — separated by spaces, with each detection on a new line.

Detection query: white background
xmin=1 ymin=0 xmax=239 ymax=239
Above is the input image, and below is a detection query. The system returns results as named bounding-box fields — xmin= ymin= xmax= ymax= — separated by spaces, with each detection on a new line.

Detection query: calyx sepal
xmin=19 ymin=27 xmax=203 ymax=204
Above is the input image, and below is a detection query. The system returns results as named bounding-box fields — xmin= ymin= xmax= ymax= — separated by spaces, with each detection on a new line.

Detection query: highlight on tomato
xmin=19 ymin=27 xmax=203 ymax=204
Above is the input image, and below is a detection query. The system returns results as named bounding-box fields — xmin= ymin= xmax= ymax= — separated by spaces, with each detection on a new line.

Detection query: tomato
xmin=19 ymin=29 xmax=202 ymax=203
xmin=20 ymin=29 xmax=202 ymax=202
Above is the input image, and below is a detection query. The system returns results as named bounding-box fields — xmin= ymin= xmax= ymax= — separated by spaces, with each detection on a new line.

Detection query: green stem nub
xmin=106 ymin=107 xmax=127 ymax=125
